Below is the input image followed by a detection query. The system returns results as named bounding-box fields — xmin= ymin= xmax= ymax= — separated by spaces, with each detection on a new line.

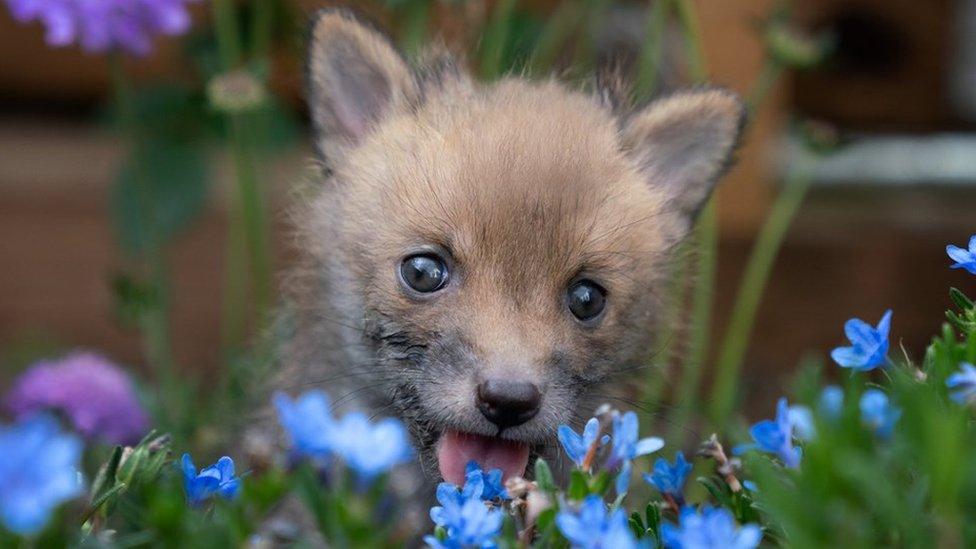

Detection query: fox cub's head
xmin=298 ymin=10 xmax=745 ymax=485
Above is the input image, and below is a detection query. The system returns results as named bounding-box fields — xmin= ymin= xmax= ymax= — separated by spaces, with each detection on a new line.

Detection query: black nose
xmin=476 ymin=379 xmax=541 ymax=429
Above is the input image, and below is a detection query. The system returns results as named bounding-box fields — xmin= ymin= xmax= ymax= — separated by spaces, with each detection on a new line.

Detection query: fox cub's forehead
xmin=339 ymin=79 xmax=671 ymax=269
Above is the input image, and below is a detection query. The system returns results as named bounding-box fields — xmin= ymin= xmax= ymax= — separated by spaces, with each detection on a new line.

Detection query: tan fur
xmin=268 ymin=9 xmax=745 ymax=493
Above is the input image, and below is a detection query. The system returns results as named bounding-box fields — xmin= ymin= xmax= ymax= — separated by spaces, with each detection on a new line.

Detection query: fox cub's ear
xmin=621 ymin=88 xmax=746 ymax=225
xmin=306 ymin=10 xmax=419 ymax=164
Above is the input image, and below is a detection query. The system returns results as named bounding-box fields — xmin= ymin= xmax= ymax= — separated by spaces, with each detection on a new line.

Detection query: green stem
xmin=249 ymin=0 xmax=274 ymax=60
xmin=747 ymin=60 xmax=784 ymax=113
xmin=634 ymin=0 xmax=671 ymax=100
xmin=108 ymin=54 xmax=176 ymax=416
xmin=669 ymin=200 xmax=717 ymax=444
xmin=643 ymin=243 xmax=690 ymax=409
xmin=672 ymin=0 xmax=708 ymax=82
xmin=399 ymin=0 xmax=431 ymax=57
xmin=211 ymin=0 xmax=273 ymax=351
xmin=525 ymin=0 xmax=584 ymax=77
xmin=709 ymin=164 xmax=814 ymax=426
xmin=478 ymin=0 xmax=518 ymax=80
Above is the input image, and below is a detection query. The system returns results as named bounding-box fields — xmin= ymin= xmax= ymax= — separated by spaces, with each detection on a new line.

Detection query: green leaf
xmin=111 ymin=139 xmax=210 ymax=255
xmin=950 ymin=287 xmax=974 ymax=311
xmin=568 ymin=470 xmax=589 ymax=500
xmin=645 ymin=502 xmax=661 ymax=537
xmin=588 ymin=471 xmax=612 ymax=495
xmin=90 ymin=445 xmax=124 ymax=503
xmin=535 ymin=458 xmax=556 ymax=492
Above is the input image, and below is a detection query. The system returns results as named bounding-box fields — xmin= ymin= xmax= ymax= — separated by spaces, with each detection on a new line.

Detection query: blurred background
xmin=1 ymin=0 xmax=975 ymax=423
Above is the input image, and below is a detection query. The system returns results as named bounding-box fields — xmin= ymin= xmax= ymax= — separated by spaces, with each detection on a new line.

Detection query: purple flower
xmin=831 ymin=310 xmax=892 ymax=371
xmin=4 ymin=0 xmax=198 ymax=56
xmin=947 ymin=235 xmax=976 ymax=274
xmin=4 ymin=352 xmax=150 ymax=445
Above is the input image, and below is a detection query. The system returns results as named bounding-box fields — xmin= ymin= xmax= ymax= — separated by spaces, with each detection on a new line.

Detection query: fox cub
xmin=274 ymin=9 xmax=745 ymax=490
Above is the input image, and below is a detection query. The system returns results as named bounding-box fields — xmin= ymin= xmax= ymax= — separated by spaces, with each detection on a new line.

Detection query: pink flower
xmin=4 ymin=352 xmax=150 ymax=444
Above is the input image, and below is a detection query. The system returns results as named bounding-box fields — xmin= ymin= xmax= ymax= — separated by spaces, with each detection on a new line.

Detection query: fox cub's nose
xmin=476 ymin=379 xmax=541 ymax=429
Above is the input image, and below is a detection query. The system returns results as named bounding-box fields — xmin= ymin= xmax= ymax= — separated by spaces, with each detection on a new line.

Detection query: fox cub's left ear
xmin=621 ymin=88 xmax=746 ymax=226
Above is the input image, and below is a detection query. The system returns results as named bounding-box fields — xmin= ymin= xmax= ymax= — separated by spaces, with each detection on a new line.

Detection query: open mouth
xmin=436 ymin=429 xmax=531 ymax=485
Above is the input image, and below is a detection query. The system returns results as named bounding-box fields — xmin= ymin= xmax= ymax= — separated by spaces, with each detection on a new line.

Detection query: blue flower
xmin=606 ymin=411 xmax=664 ymax=469
xmin=615 ymin=460 xmax=633 ymax=497
xmin=831 ymin=310 xmax=892 ymax=371
xmin=946 ymin=363 xmax=976 ymax=404
xmin=740 ymin=398 xmax=802 ymax=469
xmin=660 ymin=506 xmax=762 ymax=549
xmin=329 ymin=412 xmax=413 ymax=483
xmin=274 ymin=390 xmax=335 ymax=458
xmin=947 ymin=235 xmax=976 ymax=274
xmin=787 ymin=405 xmax=816 ymax=441
xmin=0 ymin=414 xmax=83 ymax=535
xmin=556 ymin=494 xmax=640 ymax=549
xmin=818 ymin=385 xmax=844 ymax=419
xmin=645 ymin=451 xmax=693 ymax=498
xmin=427 ymin=480 xmax=504 ymax=548
xmin=464 ymin=461 xmax=509 ymax=501
xmin=181 ymin=453 xmax=241 ymax=507
xmin=557 ymin=418 xmax=608 ymax=468
xmin=859 ymin=390 xmax=901 ymax=439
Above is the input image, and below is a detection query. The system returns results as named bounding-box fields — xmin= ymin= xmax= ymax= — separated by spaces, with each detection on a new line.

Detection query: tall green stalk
xmin=478 ymin=0 xmax=518 ymax=80
xmin=633 ymin=0 xmax=671 ymax=99
xmin=658 ymin=0 xmax=716 ymax=442
xmin=211 ymin=0 xmax=274 ymax=354
xmin=108 ymin=54 xmax=177 ymax=421
xmin=709 ymin=163 xmax=814 ymax=427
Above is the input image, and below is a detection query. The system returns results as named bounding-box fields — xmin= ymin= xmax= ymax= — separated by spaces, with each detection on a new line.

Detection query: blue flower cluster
xmin=558 ymin=411 xmax=664 ymax=498
xmin=274 ymin=390 xmax=414 ymax=483
xmin=556 ymin=495 xmax=640 ymax=549
xmin=426 ymin=462 xmax=508 ymax=548
xmin=0 ymin=415 xmax=83 ymax=535
xmin=661 ymin=506 xmax=761 ymax=549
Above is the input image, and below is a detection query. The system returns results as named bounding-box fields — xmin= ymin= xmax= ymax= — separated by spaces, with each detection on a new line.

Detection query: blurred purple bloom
xmin=947 ymin=235 xmax=976 ymax=274
xmin=4 ymin=0 xmax=198 ymax=56
xmin=831 ymin=310 xmax=892 ymax=371
xmin=4 ymin=352 xmax=149 ymax=445
xmin=0 ymin=414 xmax=83 ymax=535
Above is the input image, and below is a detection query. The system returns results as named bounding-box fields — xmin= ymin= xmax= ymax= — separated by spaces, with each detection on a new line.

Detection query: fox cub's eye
xmin=567 ymin=280 xmax=606 ymax=322
xmin=399 ymin=254 xmax=449 ymax=293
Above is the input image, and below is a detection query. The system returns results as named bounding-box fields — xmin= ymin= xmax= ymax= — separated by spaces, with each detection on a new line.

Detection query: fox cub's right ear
xmin=306 ymin=10 xmax=419 ymax=164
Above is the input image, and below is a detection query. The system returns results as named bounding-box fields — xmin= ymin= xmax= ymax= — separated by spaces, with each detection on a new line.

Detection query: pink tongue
xmin=437 ymin=429 xmax=530 ymax=485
